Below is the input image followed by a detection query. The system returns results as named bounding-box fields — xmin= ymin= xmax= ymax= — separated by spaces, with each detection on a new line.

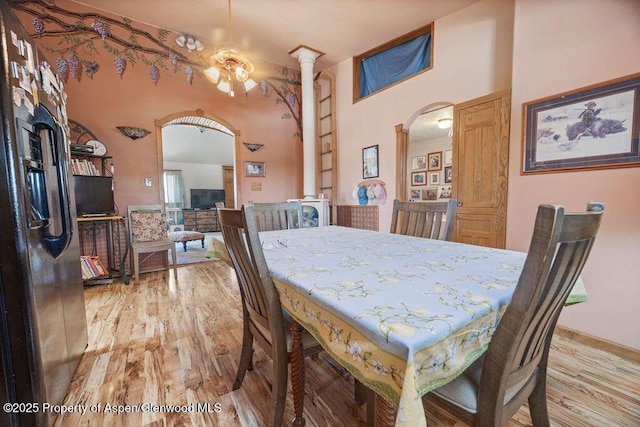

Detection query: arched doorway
xmin=155 ymin=109 xmax=240 ymax=223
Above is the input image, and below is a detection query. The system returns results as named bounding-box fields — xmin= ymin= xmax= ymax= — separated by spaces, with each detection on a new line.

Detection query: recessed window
xmin=353 ymin=23 xmax=433 ymax=103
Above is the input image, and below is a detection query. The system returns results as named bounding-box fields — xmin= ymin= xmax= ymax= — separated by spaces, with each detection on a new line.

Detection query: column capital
xmin=289 ymin=45 xmax=324 ymax=64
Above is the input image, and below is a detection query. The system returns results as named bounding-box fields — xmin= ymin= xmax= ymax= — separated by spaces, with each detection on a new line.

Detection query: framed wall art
xmin=362 ymin=145 xmax=379 ymax=178
xmin=522 ymin=72 xmax=640 ymax=174
xmin=411 ymin=171 xmax=426 ymax=186
xmin=428 ymin=171 xmax=440 ymax=185
xmin=422 ymin=188 xmax=438 ymax=200
xmin=438 ymin=185 xmax=452 ymax=199
xmin=444 ymin=166 xmax=452 ymax=183
xmin=428 ymin=151 xmax=442 ymax=171
xmin=411 ymin=155 xmax=427 ymax=170
xmin=244 ymin=161 xmax=265 ymax=177
xmin=444 ymin=149 xmax=453 ymax=165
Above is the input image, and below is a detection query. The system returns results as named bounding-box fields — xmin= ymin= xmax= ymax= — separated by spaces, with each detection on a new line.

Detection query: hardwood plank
xmin=55 ymin=262 xmax=640 ymax=427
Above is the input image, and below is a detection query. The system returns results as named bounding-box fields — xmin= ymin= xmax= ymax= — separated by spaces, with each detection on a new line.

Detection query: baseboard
xmin=555 ymin=325 xmax=640 ymax=364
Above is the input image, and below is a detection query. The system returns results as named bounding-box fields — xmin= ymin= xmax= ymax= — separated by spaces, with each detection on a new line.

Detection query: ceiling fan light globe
xmin=204 ymin=66 xmax=221 ymax=84
xmin=243 ymin=78 xmax=257 ymax=92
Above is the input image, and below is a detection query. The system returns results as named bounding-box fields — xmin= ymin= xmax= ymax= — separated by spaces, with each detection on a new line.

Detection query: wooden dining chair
xmin=390 ymin=199 xmax=458 ymax=240
xmin=251 ymin=201 xmax=303 ymax=231
xmin=218 ymin=205 xmax=322 ymax=427
xmin=423 ymin=202 xmax=604 ymax=426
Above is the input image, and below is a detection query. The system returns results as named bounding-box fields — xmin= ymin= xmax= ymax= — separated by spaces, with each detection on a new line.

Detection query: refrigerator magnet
xmin=25 ymin=42 xmax=35 ymax=75
xmin=10 ymin=61 xmax=21 ymax=79
xmin=12 ymin=86 xmax=22 ymax=107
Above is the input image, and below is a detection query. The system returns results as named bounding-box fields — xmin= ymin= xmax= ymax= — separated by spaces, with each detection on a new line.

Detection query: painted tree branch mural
xmin=9 ymin=0 xmax=302 ymax=139
xmin=9 ymin=0 xmax=202 ymax=84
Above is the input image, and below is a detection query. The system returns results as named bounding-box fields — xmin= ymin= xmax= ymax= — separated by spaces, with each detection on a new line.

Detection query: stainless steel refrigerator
xmin=0 ymin=3 xmax=88 ymax=426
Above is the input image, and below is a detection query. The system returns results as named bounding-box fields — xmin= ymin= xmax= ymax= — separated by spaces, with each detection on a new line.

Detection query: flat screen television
xmin=190 ymin=189 xmax=225 ymax=209
xmin=73 ymin=175 xmax=115 ymax=216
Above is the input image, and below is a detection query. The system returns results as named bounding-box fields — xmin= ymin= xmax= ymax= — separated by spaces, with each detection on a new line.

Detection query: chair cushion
xmin=130 ymin=212 xmax=168 ymax=242
xmin=430 ymin=353 xmax=533 ymax=414
xmin=430 ymin=355 xmax=483 ymax=413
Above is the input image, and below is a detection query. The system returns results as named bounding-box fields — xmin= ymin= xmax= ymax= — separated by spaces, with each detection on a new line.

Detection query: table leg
xmin=375 ymin=393 xmax=396 ymax=427
xmin=290 ymin=319 xmax=306 ymax=426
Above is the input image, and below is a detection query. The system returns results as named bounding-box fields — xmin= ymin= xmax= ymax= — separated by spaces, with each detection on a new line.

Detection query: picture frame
xmin=522 ymin=72 xmax=640 ymax=174
xmin=362 ymin=145 xmax=379 ymax=179
xmin=410 ymin=189 xmax=421 ymax=199
xmin=411 ymin=171 xmax=426 ymax=186
xmin=411 ymin=155 xmax=427 ymax=170
xmin=244 ymin=161 xmax=265 ymax=177
xmin=444 ymin=166 xmax=452 ymax=183
xmin=428 ymin=171 xmax=440 ymax=185
xmin=423 ymin=188 xmax=438 ymax=201
xmin=444 ymin=149 xmax=453 ymax=165
xmin=438 ymin=185 xmax=452 ymax=199
xmin=428 ymin=151 xmax=442 ymax=171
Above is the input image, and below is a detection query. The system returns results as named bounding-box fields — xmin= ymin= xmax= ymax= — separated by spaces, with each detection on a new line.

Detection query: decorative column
xmin=290 ymin=46 xmax=323 ymax=199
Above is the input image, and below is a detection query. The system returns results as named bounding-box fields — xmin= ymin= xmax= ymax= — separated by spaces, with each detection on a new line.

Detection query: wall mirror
xmin=403 ymin=105 xmax=453 ymax=202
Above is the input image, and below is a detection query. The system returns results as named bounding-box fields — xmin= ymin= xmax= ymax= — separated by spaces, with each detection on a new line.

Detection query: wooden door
xmin=222 ymin=166 xmax=235 ymax=208
xmin=452 ymin=90 xmax=510 ymax=248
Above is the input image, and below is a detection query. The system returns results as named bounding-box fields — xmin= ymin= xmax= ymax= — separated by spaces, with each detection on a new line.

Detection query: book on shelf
xmin=71 ymin=158 xmax=101 ymax=176
xmin=80 ymin=255 xmax=109 ymax=280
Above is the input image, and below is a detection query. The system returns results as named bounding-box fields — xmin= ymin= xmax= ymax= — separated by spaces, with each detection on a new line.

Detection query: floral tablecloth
xmin=210 ymin=226 xmax=587 ymax=427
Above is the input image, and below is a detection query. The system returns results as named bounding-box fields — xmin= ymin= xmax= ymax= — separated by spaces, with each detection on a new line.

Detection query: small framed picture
xmin=244 ymin=161 xmax=265 ymax=177
xmin=362 ymin=145 xmax=379 ymax=179
xmin=423 ymin=188 xmax=438 ymax=200
xmin=444 ymin=149 xmax=453 ymax=165
xmin=428 ymin=151 xmax=442 ymax=171
xmin=438 ymin=185 xmax=452 ymax=199
xmin=411 ymin=155 xmax=427 ymax=170
xmin=428 ymin=172 xmax=440 ymax=185
xmin=444 ymin=166 xmax=452 ymax=183
xmin=410 ymin=189 xmax=421 ymax=199
xmin=411 ymin=171 xmax=426 ymax=186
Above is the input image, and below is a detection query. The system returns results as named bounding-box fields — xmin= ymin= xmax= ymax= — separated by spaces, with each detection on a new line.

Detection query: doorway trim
xmin=154 ymin=109 xmax=241 ymax=209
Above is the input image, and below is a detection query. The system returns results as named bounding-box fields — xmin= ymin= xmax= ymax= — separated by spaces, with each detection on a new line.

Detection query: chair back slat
xmin=477 ymin=203 xmax=604 ymax=422
xmin=390 ymin=199 xmax=458 ymax=240
xmin=251 ymin=201 xmax=302 ymax=231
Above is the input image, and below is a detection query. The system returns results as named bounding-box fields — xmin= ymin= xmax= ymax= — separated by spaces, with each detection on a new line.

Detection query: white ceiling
xmin=72 ymin=0 xmax=470 ymax=161
xmin=70 ymin=0 xmax=480 ymax=70
xmin=409 ymin=105 xmax=453 ymax=143
xmin=162 ymin=125 xmax=234 ymax=165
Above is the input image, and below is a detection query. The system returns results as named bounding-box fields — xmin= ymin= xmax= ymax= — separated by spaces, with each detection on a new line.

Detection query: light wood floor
xmin=55 ymin=261 xmax=640 ymax=427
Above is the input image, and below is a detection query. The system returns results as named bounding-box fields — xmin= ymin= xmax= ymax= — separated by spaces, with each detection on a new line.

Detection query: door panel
xmin=453 ymin=90 xmax=510 ymax=248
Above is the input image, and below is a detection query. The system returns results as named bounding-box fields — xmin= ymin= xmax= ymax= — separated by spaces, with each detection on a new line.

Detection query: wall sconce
xmin=175 ymin=35 xmax=204 ymax=52
xmin=117 ymin=126 xmax=151 ymax=140
xmin=243 ymin=142 xmax=264 ymax=152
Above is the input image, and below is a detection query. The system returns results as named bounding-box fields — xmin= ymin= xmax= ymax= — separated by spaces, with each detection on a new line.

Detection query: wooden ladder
xmin=315 ymin=70 xmax=337 ymax=223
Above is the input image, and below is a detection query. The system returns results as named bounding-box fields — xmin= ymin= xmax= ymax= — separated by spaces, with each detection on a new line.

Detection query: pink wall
xmin=332 ymin=0 xmax=640 ymax=350
xmin=331 ymin=0 xmax=514 ymax=228
xmin=508 ymin=0 xmax=640 ymax=350
xmin=16 ymin=0 xmax=303 ymax=213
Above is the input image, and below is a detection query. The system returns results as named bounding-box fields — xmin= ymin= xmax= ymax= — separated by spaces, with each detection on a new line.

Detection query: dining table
xmin=209 ymin=225 xmax=586 ymax=427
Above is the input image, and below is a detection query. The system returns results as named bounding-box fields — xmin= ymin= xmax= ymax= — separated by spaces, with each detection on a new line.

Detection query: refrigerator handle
xmin=33 ymin=105 xmax=73 ymax=259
